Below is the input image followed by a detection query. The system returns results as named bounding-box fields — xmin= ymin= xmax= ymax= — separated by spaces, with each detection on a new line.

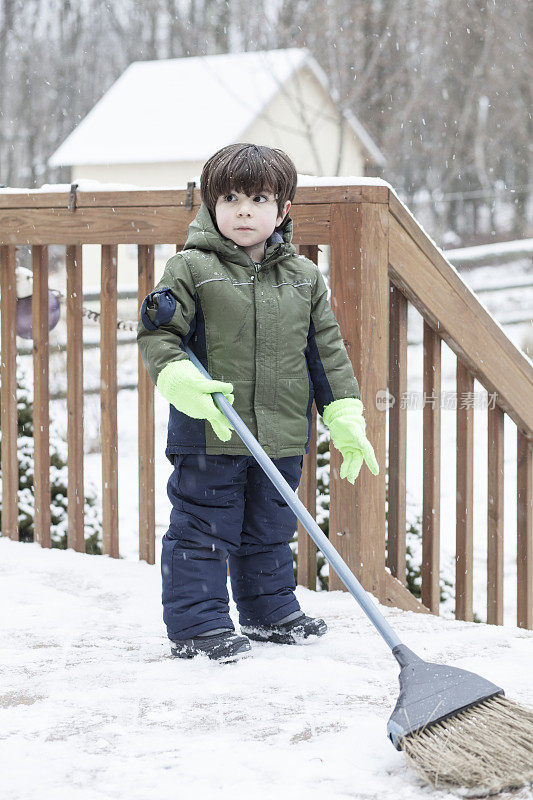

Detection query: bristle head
xmin=400 ymin=696 xmax=533 ymax=795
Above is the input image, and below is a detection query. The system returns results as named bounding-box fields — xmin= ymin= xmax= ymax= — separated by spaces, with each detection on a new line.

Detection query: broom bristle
xmin=400 ymin=695 xmax=533 ymax=797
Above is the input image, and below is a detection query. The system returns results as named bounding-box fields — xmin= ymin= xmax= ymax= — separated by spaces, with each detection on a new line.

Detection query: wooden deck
xmin=1 ymin=182 xmax=531 ymax=627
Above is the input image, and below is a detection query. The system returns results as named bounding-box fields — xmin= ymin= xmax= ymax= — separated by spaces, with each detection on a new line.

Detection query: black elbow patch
xmin=140 ymin=287 xmax=177 ymax=330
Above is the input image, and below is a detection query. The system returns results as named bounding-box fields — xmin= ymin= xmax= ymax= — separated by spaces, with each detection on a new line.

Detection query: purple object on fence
xmin=16 ymin=292 xmax=61 ymax=339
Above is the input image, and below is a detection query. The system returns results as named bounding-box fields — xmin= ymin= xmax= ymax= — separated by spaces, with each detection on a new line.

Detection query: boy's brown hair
xmin=200 ymin=143 xmax=297 ymax=219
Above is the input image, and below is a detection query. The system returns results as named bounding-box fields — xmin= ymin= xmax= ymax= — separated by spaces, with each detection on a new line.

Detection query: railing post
xmin=388 ymin=283 xmax=408 ymax=583
xmin=32 ymin=245 xmax=51 ymax=548
xmin=66 ymin=245 xmax=85 ymax=552
xmin=138 ymin=245 xmax=155 ymax=565
xmin=101 ymin=244 xmax=119 ymax=558
xmin=329 ymin=201 xmax=389 ymax=598
xmin=297 ymin=404 xmax=318 ymax=588
xmin=456 ymin=360 xmax=474 ymax=621
xmin=0 ymin=245 xmax=19 ymax=541
xmin=296 ymin=243 xmax=319 ymax=589
xmin=487 ymin=403 xmax=504 ymax=625
xmin=517 ymin=430 xmax=532 ymax=629
xmin=421 ymin=322 xmax=441 ymax=613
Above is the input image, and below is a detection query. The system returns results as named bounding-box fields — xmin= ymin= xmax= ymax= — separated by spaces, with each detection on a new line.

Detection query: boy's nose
xmin=237 ymin=201 xmax=253 ymax=215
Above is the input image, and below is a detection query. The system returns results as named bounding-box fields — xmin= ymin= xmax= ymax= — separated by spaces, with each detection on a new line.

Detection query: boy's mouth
xmin=236 ymin=226 xmax=254 ymax=230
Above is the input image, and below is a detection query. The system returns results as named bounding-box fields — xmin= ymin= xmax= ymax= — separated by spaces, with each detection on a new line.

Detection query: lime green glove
xmin=156 ymin=359 xmax=234 ymax=442
xmin=322 ymin=397 xmax=379 ymax=483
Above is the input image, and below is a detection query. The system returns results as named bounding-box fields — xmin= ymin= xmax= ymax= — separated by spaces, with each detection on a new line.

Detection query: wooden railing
xmin=0 ymin=183 xmax=531 ymax=628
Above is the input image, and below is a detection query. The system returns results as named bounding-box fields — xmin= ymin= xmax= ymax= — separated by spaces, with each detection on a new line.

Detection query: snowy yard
xmin=2 ymin=247 xmax=533 ymax=798
xmin=1 ymin=538 xmax=532 ymax=800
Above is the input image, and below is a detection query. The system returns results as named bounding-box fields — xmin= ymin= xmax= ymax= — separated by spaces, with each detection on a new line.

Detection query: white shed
xmin=47 ymin=47 xmax=385 ymax=287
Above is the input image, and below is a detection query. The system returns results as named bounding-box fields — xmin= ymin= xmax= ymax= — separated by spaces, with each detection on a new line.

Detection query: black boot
xmin=240 ymin=612 xmax=327 ymax=644
xmin=169 ymin=628 xmax=251 ymax=662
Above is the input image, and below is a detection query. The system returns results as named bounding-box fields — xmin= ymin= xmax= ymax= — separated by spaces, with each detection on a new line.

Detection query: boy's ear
xmin=277 ymin=199 xmax=291 ymax=226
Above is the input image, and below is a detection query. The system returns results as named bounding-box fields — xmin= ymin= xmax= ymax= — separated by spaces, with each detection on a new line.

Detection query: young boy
xmin=137 ymin=143 xmax=378 ymax=662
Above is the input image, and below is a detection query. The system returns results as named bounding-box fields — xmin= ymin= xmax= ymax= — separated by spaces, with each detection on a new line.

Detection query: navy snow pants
xmin=161 ymin=453 xmax=303 ymax=640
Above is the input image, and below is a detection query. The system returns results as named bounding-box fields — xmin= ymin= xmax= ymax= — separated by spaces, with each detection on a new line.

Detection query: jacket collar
xmin=184 ymin=202 xmax=296 ymax=270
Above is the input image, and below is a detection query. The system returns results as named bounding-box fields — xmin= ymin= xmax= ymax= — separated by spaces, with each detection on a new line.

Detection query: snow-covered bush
xmin=0 ymin=363 xmax=102 ymax=552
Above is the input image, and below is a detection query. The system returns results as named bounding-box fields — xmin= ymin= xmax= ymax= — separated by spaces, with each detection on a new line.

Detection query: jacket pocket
xmin=278 ymin=372 xmax=310 ymax=444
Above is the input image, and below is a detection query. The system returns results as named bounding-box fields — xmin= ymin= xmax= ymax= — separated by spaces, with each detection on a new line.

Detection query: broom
xmin=184 ymin=346 xmax=533 ymax=795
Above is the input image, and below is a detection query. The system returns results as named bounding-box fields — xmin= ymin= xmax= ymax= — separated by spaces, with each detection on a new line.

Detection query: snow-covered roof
xmin=48 ymin=48 xmax=385 ymax=168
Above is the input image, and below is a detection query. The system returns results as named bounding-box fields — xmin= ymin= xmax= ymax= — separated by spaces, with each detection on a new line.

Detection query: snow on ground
xmin=445 ymin=239 xmax=533 ymax=264
xmin=3 ymin=242 xmax=532 ymax=797
xmin=1 ymin=537 xmax=532 ymax=800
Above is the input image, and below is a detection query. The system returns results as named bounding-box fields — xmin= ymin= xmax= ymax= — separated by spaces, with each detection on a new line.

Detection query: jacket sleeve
xmin=305 ymin=268 xmax=361 ymax=416
xmin=137 ymin=253 xmax=197 ymax=386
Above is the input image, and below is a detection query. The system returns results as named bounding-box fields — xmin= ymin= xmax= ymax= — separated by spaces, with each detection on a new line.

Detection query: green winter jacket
xmin=137 ymin=202 xmax=360 ymax=460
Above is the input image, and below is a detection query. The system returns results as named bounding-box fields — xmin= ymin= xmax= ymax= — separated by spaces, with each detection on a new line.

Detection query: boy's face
xmin=214 ymin=190 xmax=291 ymax=262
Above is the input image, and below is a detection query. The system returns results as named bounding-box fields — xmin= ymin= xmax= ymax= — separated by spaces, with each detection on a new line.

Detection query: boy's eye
xmin=221 ymin=193 xmax=269 ymax=203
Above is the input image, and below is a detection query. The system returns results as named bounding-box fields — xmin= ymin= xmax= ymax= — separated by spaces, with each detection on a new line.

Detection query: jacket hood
xmin=183 ymin=202 xmax=296 ymax=269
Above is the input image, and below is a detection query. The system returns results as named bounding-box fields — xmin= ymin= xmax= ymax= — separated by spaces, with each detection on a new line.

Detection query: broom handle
xmin=184 ymin=346 xmax=403 ymax=652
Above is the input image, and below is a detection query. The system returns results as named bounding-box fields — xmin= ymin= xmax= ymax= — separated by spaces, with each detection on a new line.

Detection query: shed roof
xmin=48 ymin=48 xmax=385 ymax=168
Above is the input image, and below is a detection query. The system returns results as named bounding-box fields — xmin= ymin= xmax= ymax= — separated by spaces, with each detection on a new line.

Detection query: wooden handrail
xmin=0 ymin=184 xmax=389 ymax=210
xmin=388 ymin=197 xmax=533 ymax=437
xmin=388 ymin=189 xmax=532 ymax=627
